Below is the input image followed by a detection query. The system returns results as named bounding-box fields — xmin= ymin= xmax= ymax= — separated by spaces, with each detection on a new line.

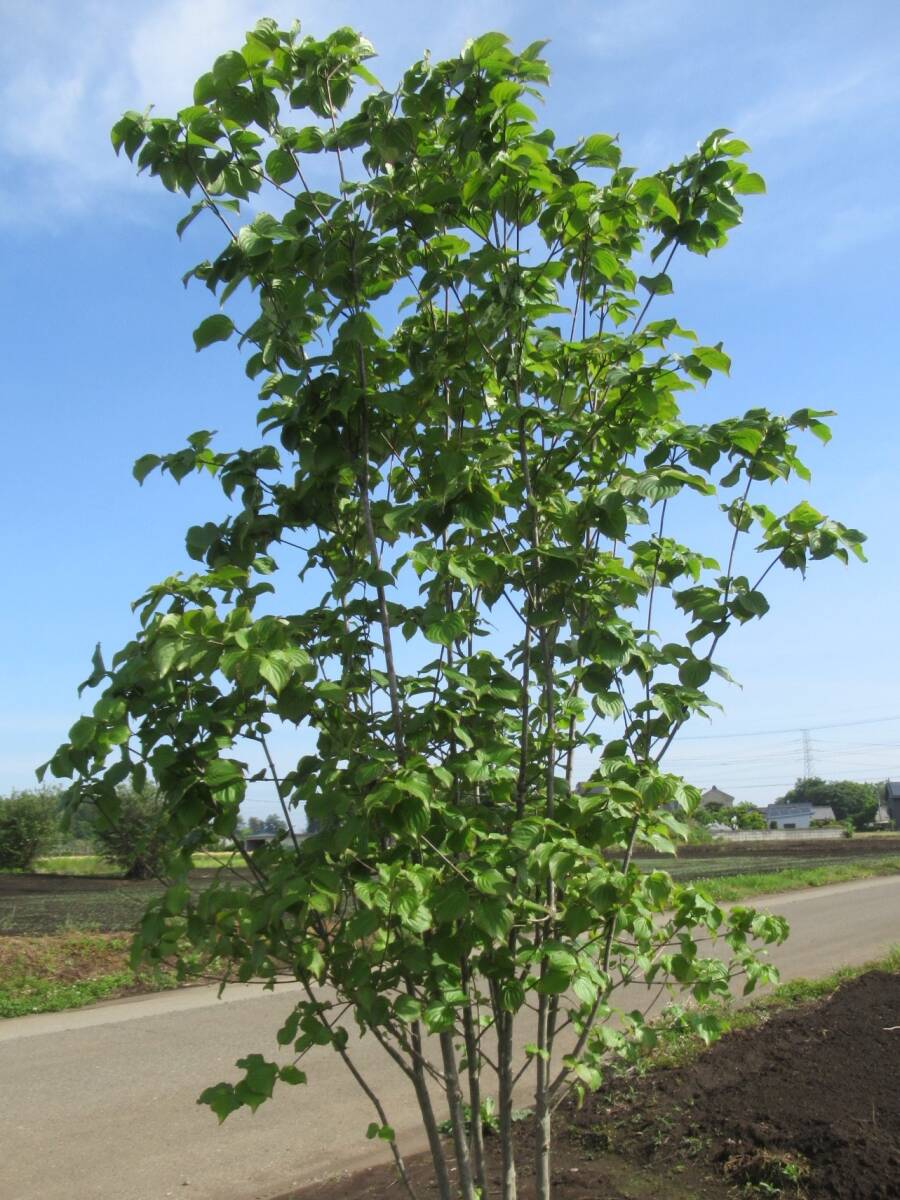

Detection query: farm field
xmin=2 ymin=847 xmax=899 ymax=1018
xmin=2 ymin=840 xmax=900 ymax=937
xmin=0 ymin=866 xmax=232 ymax=936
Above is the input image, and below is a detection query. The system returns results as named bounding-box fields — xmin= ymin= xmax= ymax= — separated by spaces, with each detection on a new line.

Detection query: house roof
xmin=811 ymin=806 xmax=836 ymax=821
xmin=886 ymin=781 xmax=900 ymax=801
xmin=701 ymin=786 xmax=734 ymax=804
xmin=764 ymin=802 xmax=814 ymax=816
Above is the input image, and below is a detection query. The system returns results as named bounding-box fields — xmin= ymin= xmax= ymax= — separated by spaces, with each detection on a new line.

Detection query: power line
xmin=677 ymin=714 xmax=900 ymax=741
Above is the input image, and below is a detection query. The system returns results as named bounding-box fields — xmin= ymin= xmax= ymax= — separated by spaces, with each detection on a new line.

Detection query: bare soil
xmin=0 ymin=868 xmax=223 ymax=934
xmin=0 ymin=931 xmax=133 ymax=983
xmin=285 ymin=971 xmax=900 ymax=1200
xmin=599 ymin=969 xmax=900 ymax=1200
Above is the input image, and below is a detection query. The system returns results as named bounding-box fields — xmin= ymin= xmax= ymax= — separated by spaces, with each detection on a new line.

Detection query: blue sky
xmin=2 ymin=0 xmax=899 ymax=811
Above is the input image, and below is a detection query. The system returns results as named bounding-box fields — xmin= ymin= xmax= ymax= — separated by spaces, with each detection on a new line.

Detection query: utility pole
xmin=802 ymin=729 xmax=814 ymax=778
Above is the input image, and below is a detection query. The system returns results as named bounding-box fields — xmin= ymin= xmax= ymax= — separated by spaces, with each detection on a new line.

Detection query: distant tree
xmin=245 ymin=813 xmax=287 ymax=836
xmin=778 ymin=778 xmax=879 ymax=831
xmin=695 ymin=801 xmax=765 ymax=831
xmin=92 ymin=787 xmax=171 ymax=879
xmin=734 ymin=803 xmax=766 ymax=831
xmin=0 ymin=791 xmax=58 ymax=870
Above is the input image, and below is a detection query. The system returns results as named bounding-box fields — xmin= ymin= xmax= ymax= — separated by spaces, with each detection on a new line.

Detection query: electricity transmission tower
xmin=802 ymin=730 xmax=814 ymax=778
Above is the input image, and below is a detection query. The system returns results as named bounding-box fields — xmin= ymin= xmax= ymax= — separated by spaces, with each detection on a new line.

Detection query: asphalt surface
xmin=1 ymin=874 xmax=898 ymax=1200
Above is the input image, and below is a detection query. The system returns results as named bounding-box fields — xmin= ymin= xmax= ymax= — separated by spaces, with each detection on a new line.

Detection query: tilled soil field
xmin=3 ymin=838 xmax=900 ymax=934
xmin=0 ymin=868 xmax=224 ymax=934
xmin=287 ymin=971 xmax=900 ymax=1200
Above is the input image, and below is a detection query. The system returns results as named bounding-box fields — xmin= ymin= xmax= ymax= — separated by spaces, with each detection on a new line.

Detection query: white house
xmin=763 ymin=801 xmax=814 ymax=830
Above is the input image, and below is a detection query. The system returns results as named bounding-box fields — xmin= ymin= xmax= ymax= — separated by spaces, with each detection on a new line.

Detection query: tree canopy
xmin=778 ymin=777 xmax=880 ymax=830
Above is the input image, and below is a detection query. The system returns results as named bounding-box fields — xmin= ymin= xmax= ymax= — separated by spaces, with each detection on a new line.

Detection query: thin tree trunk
xmin=408 ymin=1031 xmax=453 ymax=1200
xmin=440 ymin=1031 xmax=477 ymax=1200
xmin=496 ymin=1008 xmax=518 ymax=1200
xmin=461 ymin=973 xmax=489 ymax=1199
xmin=533 ymin=987 xmax=552 ymax=1200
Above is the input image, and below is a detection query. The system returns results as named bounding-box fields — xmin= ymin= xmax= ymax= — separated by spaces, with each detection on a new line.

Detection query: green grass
xmin=189 ymin=851 xmax=238 ymax=869
xmin=32 ymin=850 xmax=237 ymax=876
xmin=0 ymin=971 xmax=147 ymax=1017
xmin=0 ymin=931 xmax=177 ymax=1018
xmin=694 ymin=855 xmax=900 ymax=902
xmin=33 ymin=855 xmax=116 ymax=876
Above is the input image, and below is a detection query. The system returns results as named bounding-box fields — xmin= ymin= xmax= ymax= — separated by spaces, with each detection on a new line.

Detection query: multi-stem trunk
xmin=495 ymin=1005 xmax=518 ymax=1200
xmin=440 ymin=1030 xmax=477 ymax=1200
xmin=461 ymin=967 xmax=489 ymax=1198
xmin=408 ymin=1022 xmax=453 ymax=1200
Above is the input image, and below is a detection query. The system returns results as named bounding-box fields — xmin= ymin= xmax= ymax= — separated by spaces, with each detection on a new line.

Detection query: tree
xmin=245 ymin=813 xmax=286 ymax=835
xmin=734 ymin=803 xmax=767 ymax=831
xmin=42 ymin=23 xmax=864 ymax=1200
xmin=92 ymin=786 xmax=171 ymax=879
xmin=778 ymin=777 xmax=879 ymax=831
xmin=0 ymin=791 xmax=58 ymax=870
xmin=696 ymin=802 xmax=766 ymax=831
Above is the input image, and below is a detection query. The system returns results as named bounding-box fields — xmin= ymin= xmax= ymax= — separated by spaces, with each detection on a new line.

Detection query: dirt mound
xmin=591 ymin=970 xmax=900 ymax=1199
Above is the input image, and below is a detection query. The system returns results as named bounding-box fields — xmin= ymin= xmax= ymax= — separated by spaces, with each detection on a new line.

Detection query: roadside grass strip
xmin=692 ymin=854 xmax=900 ymax=902
xmin=0 ymin=931 xmax=176 ymax=1018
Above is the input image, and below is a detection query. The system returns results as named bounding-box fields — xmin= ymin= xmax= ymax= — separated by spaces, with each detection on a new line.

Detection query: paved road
xmin=2 ymin=875 xmax=898 ymax=1200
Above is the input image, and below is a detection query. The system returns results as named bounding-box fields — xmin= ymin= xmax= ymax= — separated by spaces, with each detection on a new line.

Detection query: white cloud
xmin=128 ymin=0 xmax=290 ymax=116
xmin=736 ymin=54 xmax=900 ymax=145
xmin=0 ymin=0 xmax=512 ymax=229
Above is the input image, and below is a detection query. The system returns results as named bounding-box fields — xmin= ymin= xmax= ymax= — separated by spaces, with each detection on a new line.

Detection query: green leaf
xmin=786 ymin=501 xmax=822 ymax=531
xmin=234 ymin=1053 xmax=278 ymax=1111
xmin=678 ymin=659 xmax=711 ymax=688
xmin=580 ymin=133 xmax=621 ymax=168
xmin=258 ymin=655 xmax=292 ymax=694
xmin=394 ymin=995 xmax=421 ymax=1023
xmin=469 ymin=32 xmax=510 ymax=61
xmin=205 ymin=759 xmax=243 ymax=791
xmin=193 ymin=74 xmax=217 ymax=105
xmin=424 ymin=610 xmax=468 ymax=647
xmin=733 ymin=171 xmax=766 ymax=194
xmin=212 ymin=51 xmax=247 ymax=88
xmin=535 ymin=966 xmax=571 ymax=994
xmin=193 ymin=314 xmax=235 ymax=351
xmin=474 ymin=898 xmax=512 ymax=941
xmin=278 ymin=1065 xmax=307 ymax=1086
xmin=198 ymin=1082 xmax=241 ymax=1123
xmin=68 ymin=716 xmax=97 ymax=750
xmin=133 ymin=454 xmax=161 ymax=484
xmin=266 ymin=148 xmax=297 ymax=184
xmin=734 ymin=590 xmax=769 ymax=618
xmin=639 ymin=273 xmax=673 ymax=296
xmin=694 ymin=345 xmax=731 ymax=374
